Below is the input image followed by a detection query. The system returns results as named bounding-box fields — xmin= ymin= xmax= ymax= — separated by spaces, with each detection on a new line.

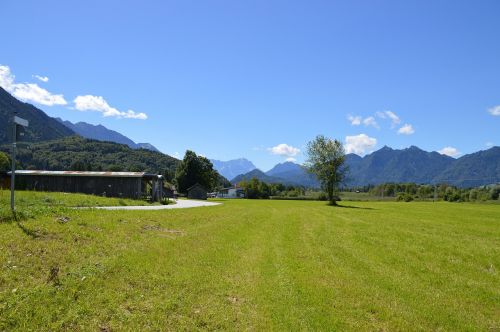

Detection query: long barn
xmin=4 ymin=170 xmax=163 ymax=200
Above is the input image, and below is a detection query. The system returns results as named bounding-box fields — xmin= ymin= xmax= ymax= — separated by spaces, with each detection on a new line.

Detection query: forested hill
xmin=432 ymin=147 xmax=500 ymax=187
xmin=346 ymin=146 xmax=500 ymax=187
xmin=0 ymin=87 xmax=74 ymax=144
xmin=0 ymin=136 xmax=179 ymax=178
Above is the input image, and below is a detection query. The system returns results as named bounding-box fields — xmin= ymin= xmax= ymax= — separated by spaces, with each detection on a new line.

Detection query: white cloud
xmin=438 ymin=146 xmax=461 ymax=158
xmin=345 ymin=134 xmax=377 ymax=155
xmin=73 ymin=95 xmax=147 ymax=120
xmin=268 ymin=143 xmax=300 ymax=157
xmin=486 ymin=142 xmax=494 ymax=148
xmin=363 ymin=116 xmax=379 ymax=128
xmin=285 ymin=157 xmax=297 ymax=162
xmin=397 ymin=124 xmax=415 ymax=135
xmin=347 ymin=115 xmax=378 ymax=128
xmin=33 ymin=75 xmax=49 ymax=82
xmin=488 ymin=105 xmax=500 ymax=116
xmin=376 ymin=110 xmax=401 ymax=127
xmin=0 ymin=65 xmax=67 ymax=106
xmin=347 ymin=115 xmax=362 ymax=126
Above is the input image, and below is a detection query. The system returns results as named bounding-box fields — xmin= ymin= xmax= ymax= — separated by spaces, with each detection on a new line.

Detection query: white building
xmin=217 ymin=186 xmax=245 ymax=198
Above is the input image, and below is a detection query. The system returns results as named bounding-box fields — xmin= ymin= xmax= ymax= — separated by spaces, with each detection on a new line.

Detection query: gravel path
xmin=93 ymin=199 xmax=221 ymax=210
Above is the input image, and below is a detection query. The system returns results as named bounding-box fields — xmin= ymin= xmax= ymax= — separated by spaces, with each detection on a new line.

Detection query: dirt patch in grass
xmin=142 ymin=224 xmax=185 ymax=236
xmin=56 ymin=216 xmax=71 ymax=224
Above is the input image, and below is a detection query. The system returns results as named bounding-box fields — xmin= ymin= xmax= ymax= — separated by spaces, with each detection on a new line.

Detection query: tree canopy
xmin=305 ymin=135 xmax=347 ymax=205
xmin=175 ymin=150 xmax=223 ymax=193
xmin=0 ymin=136 xmax=178 ymax=180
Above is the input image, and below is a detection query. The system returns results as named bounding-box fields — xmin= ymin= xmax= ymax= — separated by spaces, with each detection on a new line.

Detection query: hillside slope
xmin=1 ymin=136 xmax=178 ymax=175
xmin=0 ymin=87 xmax=74 ymax=144
xmin=433 ymin=147 xmax=500 ymax=187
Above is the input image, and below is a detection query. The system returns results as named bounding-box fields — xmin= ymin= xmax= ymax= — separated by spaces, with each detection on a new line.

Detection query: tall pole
xmin=11 ymin=114 xmax=16 ymax=211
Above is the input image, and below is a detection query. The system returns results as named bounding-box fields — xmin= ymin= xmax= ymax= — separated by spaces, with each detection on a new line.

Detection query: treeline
xmin=238 ymin=178 xmax=319 ymax=199
xmin=369 ymin=183 xmax=500 ymax=202
xmin=0 ymin=136 xmax=179 ymax=180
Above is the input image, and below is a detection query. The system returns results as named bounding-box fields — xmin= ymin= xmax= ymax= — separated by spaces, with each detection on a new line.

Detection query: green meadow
xmin=0 ymin=192 xmax=499 ymax=331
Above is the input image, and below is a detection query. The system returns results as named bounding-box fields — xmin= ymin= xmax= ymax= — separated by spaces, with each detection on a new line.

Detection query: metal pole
xmin=11 ymin=118 xmax=16 ymax=211
xmin=159 ymin=176 xmax=163 ymax=203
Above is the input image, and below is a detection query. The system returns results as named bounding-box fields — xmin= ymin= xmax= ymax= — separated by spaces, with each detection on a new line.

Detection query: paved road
xmin=93 ymin=199 xmax=221 ymax=210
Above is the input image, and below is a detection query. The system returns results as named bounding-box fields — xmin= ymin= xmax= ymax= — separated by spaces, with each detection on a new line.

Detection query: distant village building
xmin=6 ymin=170 xmax=164 ymax=201
xmin=187 ymin=183 xmax=207 ymax=200
xmin=217 ymin=186 xmax=245 ymax=198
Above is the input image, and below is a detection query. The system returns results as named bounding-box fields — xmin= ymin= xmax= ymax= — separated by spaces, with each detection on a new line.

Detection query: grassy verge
xmin=0 ymin=196 xmax=499 ymax=330
xmin=0 ymin=190 xmax=154 ymax=222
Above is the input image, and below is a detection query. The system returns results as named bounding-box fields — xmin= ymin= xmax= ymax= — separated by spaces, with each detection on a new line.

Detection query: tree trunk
xmin=327 ymin=182 xmax=337 ymax=206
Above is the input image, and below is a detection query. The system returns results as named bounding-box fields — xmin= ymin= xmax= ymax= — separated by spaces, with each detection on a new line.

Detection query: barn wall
xmin=0 ymin=174 xmax=9 ymax=190
xmin=188 ymin=186 xmax=207 ymax=200
xmin=14 ymin=175 xmax=143 ymax=198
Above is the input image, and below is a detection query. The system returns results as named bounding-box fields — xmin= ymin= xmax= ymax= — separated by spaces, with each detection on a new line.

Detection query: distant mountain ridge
xmin=266 ymin=162 xmax=320 ymax=187
xmin=0 ymin=87 xmax=160 ymax=152
xmin=56 ymin=119 xmax=160 ymax=152
xmin=432 ymin=147 xmax=500 ymax=187
xmin=231 ymin=169 xmax=291 ymax=185
xmin=347 ymin=146 xmax=456 ymax=186
xmin=231 ymin=146 xmax=500 ymax=188
xmin=229 ymin=163 xmax=318 ymax=187
xmin=210 ymin=158 xmax=256 ymax=180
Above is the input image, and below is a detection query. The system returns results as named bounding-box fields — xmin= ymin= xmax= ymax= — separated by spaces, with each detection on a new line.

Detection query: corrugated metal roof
xmin=8 ymin=170 xmax=148 ymax=178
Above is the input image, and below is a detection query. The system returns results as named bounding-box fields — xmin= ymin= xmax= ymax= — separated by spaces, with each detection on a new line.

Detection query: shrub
xmin=317 ymin=192 xmax=328 ymax=201
xmin=490 ymin=187 xmax=500 ymax=200
xmin=397 ymin=193 xmax=414 ymax=202
xmin=0 ymin=152 xmax=9 ymax=171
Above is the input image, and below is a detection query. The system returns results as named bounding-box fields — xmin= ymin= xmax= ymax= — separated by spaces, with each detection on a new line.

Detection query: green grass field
xmin=0 ymin=192 xmax=499 ymax=331
xmin=0 ymin=189 xmax=155 ymax=222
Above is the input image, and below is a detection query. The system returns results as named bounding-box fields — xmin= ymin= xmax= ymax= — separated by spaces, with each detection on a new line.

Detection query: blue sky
xmin=1 ymin=0 xmax=499 ymax=171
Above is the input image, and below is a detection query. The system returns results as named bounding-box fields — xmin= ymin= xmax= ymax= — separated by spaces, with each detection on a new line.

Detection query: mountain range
xmin=56 ymin=119 xmax=160 ymax=152
xmin=229 ymin=162 xmax=319 ymax=187
xmin=229 ymin=146 xmax=500 ymax=188
xmin=210 ymin=158 xmax=257 ymax=180
xmin=0 ymin=86 xmax=159 ymax=152
xmin=1 ymin=87 xmax=498 ymax=188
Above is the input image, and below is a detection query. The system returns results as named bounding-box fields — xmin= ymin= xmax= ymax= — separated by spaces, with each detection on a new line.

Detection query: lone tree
xmin=305 ymin=135 xmax=348 ymax=205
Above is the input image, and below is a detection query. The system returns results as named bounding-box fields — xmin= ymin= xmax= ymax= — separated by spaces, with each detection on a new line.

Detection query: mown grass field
xmin=0 ymin=192 xmax=499 ymax=331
